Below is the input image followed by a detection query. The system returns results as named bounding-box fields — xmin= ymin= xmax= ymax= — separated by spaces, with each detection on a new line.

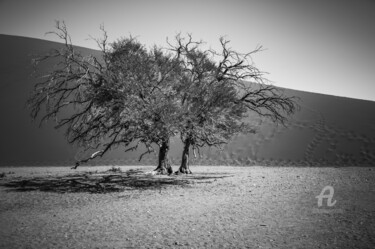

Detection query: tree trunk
xmin=153 ymin=139 xmax=173 ymax=175
xmin=176 ymin=137 xmax=193 ymax=174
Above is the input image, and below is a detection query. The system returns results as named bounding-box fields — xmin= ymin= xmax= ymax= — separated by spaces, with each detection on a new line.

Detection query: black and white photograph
xmin=0 ymin=0 xmax=374 ymax=248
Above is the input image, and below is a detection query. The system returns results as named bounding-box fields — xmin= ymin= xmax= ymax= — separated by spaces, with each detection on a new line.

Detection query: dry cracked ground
xmin=0 ymin=165 xmax=374 ymax=249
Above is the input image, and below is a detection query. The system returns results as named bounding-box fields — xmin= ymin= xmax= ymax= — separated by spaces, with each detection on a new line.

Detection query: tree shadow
xmin=182 ymin=173 xmax=234 ymax=182
xmin=0 ymin=169 xmax=234 ymax=194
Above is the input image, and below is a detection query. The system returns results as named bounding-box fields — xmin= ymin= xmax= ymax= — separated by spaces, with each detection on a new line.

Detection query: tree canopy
xmin=28 ymin=21 xmax=298 ymax=173
xmin=165 ymin=34 xmax=297 ymax=174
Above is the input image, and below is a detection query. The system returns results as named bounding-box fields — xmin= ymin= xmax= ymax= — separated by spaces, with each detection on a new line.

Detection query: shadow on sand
xmin=0 ymin=168 xmax=233 ymax=194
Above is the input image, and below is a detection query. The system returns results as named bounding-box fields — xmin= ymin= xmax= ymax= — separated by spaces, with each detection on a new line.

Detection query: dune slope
xmin=1 ymin=34 xmax=374 ymax=166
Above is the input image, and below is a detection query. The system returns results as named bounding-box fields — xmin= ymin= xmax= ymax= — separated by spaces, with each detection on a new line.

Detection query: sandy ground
xmin=0 ymin=165 xmax=374 ymax=249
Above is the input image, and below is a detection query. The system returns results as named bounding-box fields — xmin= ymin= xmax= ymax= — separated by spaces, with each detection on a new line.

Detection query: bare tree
xmin=166 ymin=35 xmax=298 ymax=174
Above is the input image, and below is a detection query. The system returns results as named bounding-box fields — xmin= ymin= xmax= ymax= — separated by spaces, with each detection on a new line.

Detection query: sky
xmin=1 ymin=0 xmax=375 ymax=101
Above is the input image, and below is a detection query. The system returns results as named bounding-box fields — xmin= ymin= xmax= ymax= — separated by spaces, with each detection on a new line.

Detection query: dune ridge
xmin=1 ymin=34 xmax=374 ymax=167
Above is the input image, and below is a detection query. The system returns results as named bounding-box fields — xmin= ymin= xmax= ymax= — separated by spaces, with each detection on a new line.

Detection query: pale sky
xmin=1 ymin=0 xmax=375 ymax=101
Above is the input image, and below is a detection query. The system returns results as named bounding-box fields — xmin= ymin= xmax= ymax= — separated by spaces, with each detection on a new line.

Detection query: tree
xmin=165 ymin=35 xmax=298 ymax=174
xmin=104 ymin=37 xmax=183 ymax=174
xmin=28 ymin=21 xmax=181 ymax=173
xmin=28 ymin=22 xmax=297 ymax=174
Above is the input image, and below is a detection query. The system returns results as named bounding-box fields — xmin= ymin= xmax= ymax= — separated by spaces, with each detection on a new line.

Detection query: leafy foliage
xmin=28 ymin=22 xmax=182 ymax=167
xmin=28 ymin=22 xmax=298 ymax=171
xmin=165 ymin=35 xmax=298 ymax=167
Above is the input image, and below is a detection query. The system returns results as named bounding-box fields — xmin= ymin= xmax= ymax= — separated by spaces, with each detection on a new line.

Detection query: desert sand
xmin=0 ymin=165 xmax=374 ymax=249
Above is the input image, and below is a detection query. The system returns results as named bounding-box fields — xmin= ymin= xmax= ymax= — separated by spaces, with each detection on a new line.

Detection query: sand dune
xmin=1 ymin=34 xmax=375 ymax=167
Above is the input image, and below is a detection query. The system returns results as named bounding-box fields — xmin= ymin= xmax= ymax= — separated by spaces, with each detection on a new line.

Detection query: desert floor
xmin=0 ymin=165 xmax=374 ymax=249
